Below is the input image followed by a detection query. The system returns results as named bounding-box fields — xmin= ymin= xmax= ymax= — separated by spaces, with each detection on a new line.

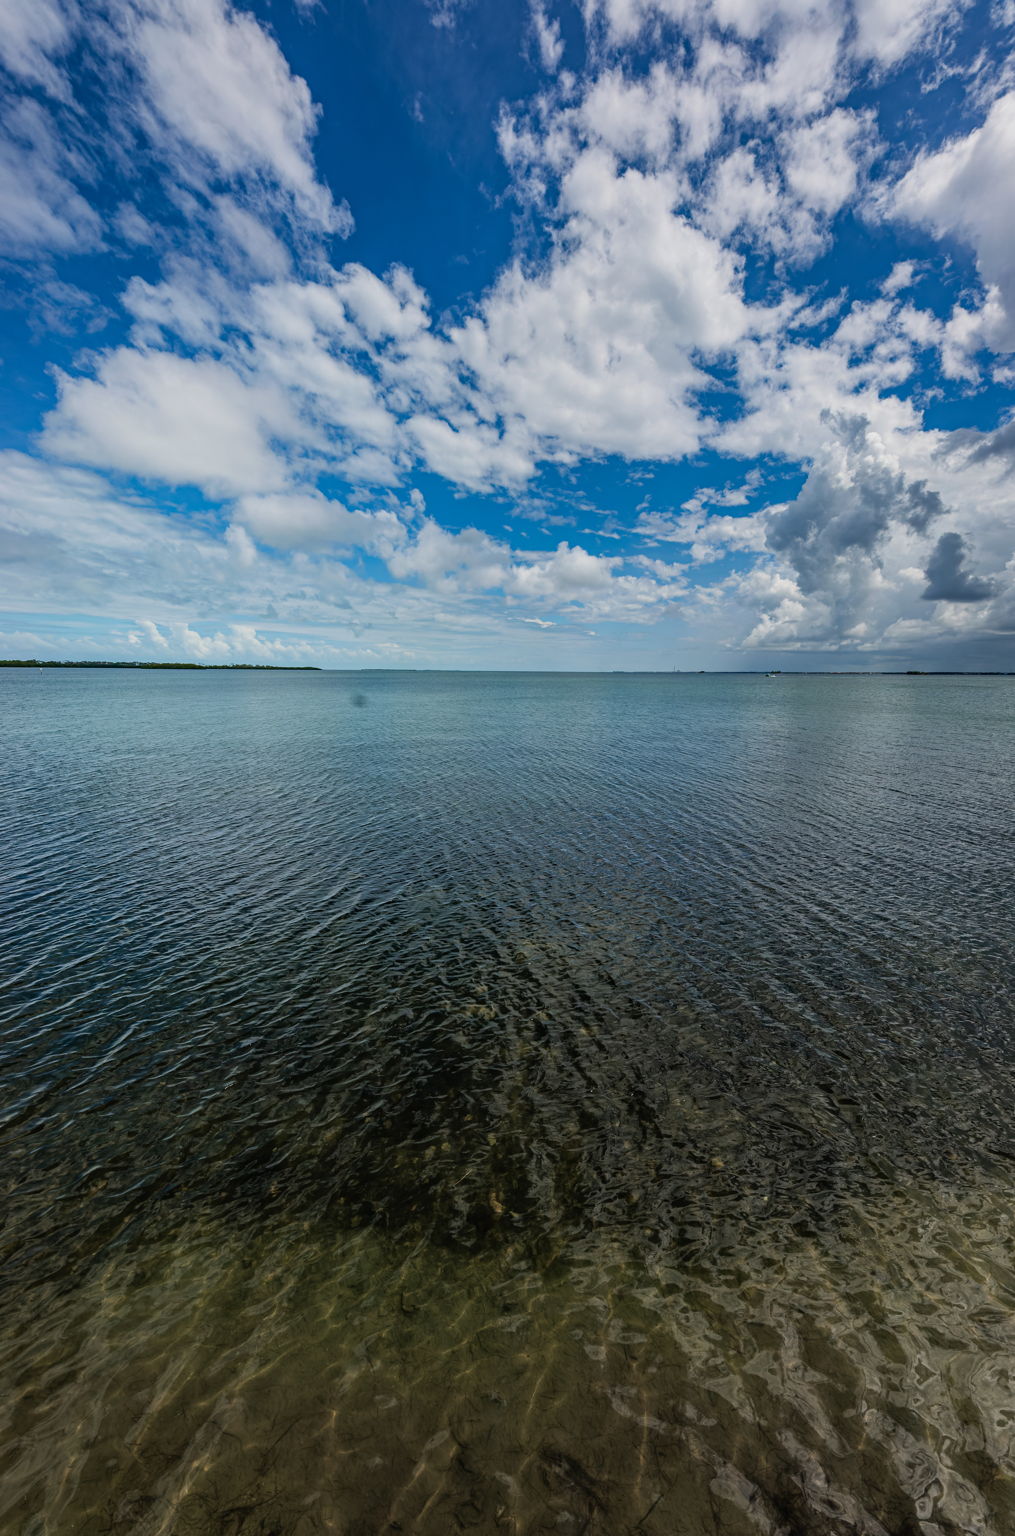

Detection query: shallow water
xmin=1 ymin=670 xmax=1014 ymax=1535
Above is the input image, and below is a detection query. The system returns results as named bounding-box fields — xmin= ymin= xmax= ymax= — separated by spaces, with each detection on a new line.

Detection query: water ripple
xmin=2 ymin=670 xmax=1014 ymax=1534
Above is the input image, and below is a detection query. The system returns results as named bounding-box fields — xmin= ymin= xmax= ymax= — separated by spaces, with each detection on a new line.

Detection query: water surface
xmin=2 ymin=670 xmax=1014 ymax=1534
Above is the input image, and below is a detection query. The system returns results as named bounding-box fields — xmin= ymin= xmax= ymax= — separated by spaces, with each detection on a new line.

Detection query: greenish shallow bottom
xmin=2 ymin=1169 xmax=1013 ymax=1536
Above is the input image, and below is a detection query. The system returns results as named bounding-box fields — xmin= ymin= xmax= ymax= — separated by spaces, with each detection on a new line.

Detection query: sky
xmin=1 ymin=0 xmax=1014 ymax=670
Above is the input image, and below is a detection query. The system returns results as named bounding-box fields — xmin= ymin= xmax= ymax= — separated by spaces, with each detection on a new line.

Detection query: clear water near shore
xmin=2 ymin=670 xmax=1014 ymax=1534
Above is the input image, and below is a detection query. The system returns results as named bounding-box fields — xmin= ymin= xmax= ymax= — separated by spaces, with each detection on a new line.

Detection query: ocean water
xmin=1 ymin=668 xmax=1014 ymax=1536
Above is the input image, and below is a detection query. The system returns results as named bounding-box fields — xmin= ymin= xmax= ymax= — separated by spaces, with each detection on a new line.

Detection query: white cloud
xmin=687 ymin=409 xmax=1015 ymax=657
xmin=407 ymin=416 xmax=534 ymax=490
xmin=43 ymin=265 xmax=410 ymax=497
xmin=214 ymin=196 xmax=292 ymax=278
xmin=511 ymin=541 xmax=620 ymax=596
xmin=0 ymin=0 xmax=353 ymax=272
xmin=637 ymin=504 xmax=769 ymax=562
xmin=1 ymin=0 xmax=345 ymax=255
xmin=386 ymin=518 xmax=687 ymax=617
xmin=783 ymin=108 xmax=874 ymax=215
xmin=892 ymin=90 xmax=1015 ymax=349
xmin=18 ymin=0 xmax=954 ymax=513
xmin=0 ymin=451 xmax=695 ymax=663
xmin=578 ymin=67 xmax=679 ymax=162
xmin=110 ymin=0 xmax=340 ymax=231
xmin=702 ymin=146 xmax=783 ymax=244
xmin=852 ymin=0 xmax=960 ymax=66
xmin=0 ymin=99 xmax=101 ymax=255
xmin=532 ymin=3 xmax=564 ymax=70
xmin=41 ymin=350 xmax=297 ymax=496
xmin=881 ymin=259 xmax=916 ymax=296
xmin=336 ymin=263 xmax=430 ymax=342
xmin=3 ymin=0 xmax=1012 ymax=669
xmin=127 ymin=618 xmax=331 ymax=661
xmin=682 ymin=468 xmax=763 ymax=512
xmin=130 ymin=616 xmax=171 ymax=648
xmin=113 ymin=201 xmax=157 ymax=246
xmin=338 ymin=447 xmax=401 ymax=485
xmin=720 ymin=310 xmax=925 ymax=464
xmin=0 ymin=450 xmax=273 ymax=622
xmin=233 ymin=491 xmax=403 ymax=552
xmin=449 ymin=149 xmax=751 ymax=468
xmin=386 ymin=520 xmax=512 ymax=594
xmin=0 ymin=453 xmax=519 ymax=661
xmin=585 ymin=0 xmax=968 ymax=68
xmin=0 ymin=628 xmax=58 ymax=655
xmin=0 ymin=0 xmax=76 ymax=98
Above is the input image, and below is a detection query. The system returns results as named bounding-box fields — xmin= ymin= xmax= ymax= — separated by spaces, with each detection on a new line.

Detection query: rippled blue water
xmin=2 ymin=669 xmax=1014 ymax=1535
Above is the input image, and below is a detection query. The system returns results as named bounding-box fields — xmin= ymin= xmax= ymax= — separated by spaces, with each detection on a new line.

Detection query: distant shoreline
xmin=0 ymin=660 xmax=321 ymax=671
xmin=2 ymin=661 xmax=1013 ymax=676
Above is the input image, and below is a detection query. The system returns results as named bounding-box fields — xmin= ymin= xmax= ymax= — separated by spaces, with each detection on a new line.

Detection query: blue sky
xmin=1 ymin=0 xmax=1014 ymax=669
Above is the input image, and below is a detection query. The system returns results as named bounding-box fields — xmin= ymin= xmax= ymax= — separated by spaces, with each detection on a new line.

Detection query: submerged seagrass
xmin=1 ymin=669 xmax=1014 ymax=1534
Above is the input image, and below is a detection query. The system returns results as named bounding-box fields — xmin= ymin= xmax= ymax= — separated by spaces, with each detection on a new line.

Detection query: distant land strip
xmin=0 ymin=660 xmax=321 ymax=671
xmin=2 ymin=661 xmax=1014 ymax=676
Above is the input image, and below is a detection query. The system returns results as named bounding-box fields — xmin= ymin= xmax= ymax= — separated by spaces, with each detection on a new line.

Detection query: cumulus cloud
xmin=680 ymin=399 xmax=1015 ymax=662
xmin=121 ymin=617 xmax=418 ymax=664
xmin=41 ymin=265 xmax=413 ymax=498
xmin=41 ymin=351 xmax=298 ymax=496
xmin=718 ymin=276 xmax=947 ymax=464
xmin=699 ymin=113 xmax=874 ymax=261
xmin=0 ymin=452 xmax=692 ymax=670
xmin=922 ymin=532 xmax=995 ymax=602
xmin=41 ymin=141 xmax=755 ymax=497
xmin=585 ymin=0 xmax=966 ymax=68
xmin=233 ymin=491 xmax=403 ymax=552
xmin=782 ymin=108 xmax=874 ymax=216
xmin=386 ymin=521 xmax=512 ymax=594
xmin=406 ymin=417 xmax=534 ymax=490
xmin=963 ymin=416 xmax=1015 ymax=469
xmin=892 ymin=91 xmax=1015 ymax=349
xmin=708 ymin=414 xmax=955 ymax=647
xmin=3 ymin=0 xmax=1014 ymax=667
xmin=852 ymin=0 xmax=961 ymax=64
xmin=637 ymin=505 xmax=769 ymax=562
xmin=18 ymin=0 xmax=986 ymax=520
xmin=449 ymin=148 xmax=752 ymax=467
xmin=764 ymin=414 xmax=942 ymax=598
xmin=384 ymin=519 xmax=686 ymax=617
xmin=127 ymin=618 xmax=331 ymax=662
